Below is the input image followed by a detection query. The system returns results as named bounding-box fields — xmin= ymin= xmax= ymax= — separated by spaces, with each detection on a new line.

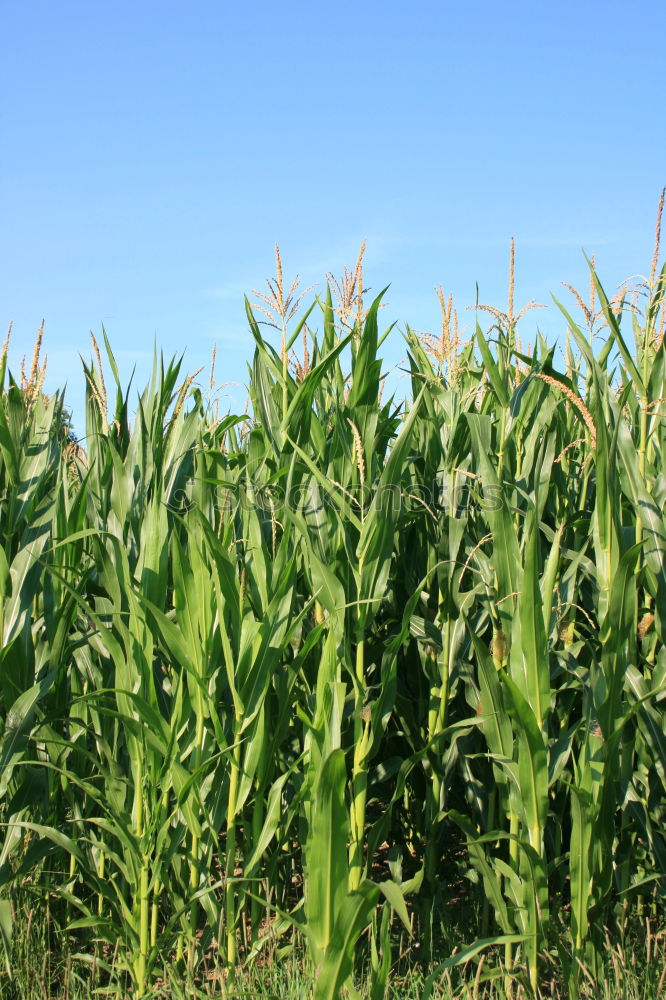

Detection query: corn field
xmin=0 ymin=223 xmax=665 ymax=999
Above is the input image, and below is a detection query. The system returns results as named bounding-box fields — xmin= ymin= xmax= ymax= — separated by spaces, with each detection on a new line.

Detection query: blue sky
xmin=2 ymin=0 xmax=665 ymax=431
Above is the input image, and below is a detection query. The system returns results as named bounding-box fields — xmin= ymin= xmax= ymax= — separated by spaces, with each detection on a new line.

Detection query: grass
xmin=0 ymin=922 xmax=664 ymax=999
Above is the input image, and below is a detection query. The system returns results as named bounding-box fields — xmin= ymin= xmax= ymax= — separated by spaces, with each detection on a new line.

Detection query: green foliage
xmin=0 ymin=251 xmax=664 ymax=999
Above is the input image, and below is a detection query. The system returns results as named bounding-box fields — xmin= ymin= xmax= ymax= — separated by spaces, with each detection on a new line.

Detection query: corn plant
xmin=0 ymin=211 xmax=664 ymax=998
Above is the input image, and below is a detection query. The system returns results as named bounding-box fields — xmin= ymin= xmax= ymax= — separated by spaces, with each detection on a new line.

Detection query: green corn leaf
xmin=313 ymin=880 xmax=380 ymax=1000
xmin=502 ymin=676 xmax=549 ymax=844
xmin=306 ymin=749 xmax=350 ymax=964
xmin=475 ymin=323 xmax=510 ymax=408
xmin=0 ymin=900 xmax=11 ymax=977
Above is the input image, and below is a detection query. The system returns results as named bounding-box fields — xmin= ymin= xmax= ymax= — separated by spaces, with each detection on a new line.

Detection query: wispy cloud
xmin=418 ymin=233 xmax=614 ymax=251
xmin=202 ymin=232 xmax=410 ymax=304
xmin=203 ymin=280 xmax=252 ymax=302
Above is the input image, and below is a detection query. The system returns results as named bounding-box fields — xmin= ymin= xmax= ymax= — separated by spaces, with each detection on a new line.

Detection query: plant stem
xmin=225 ymin=715 xmax=242 ymax=983
xmin=349 ymin=637 xmax=368 ymax=892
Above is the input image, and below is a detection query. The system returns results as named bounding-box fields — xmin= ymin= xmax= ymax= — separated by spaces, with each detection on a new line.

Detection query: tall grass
xmin=0 ymin=200 xmax=665 ymax=998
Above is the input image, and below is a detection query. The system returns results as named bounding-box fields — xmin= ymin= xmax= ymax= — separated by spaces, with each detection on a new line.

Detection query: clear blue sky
xmin=2 ymin=0 xmax=665 ymax=432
